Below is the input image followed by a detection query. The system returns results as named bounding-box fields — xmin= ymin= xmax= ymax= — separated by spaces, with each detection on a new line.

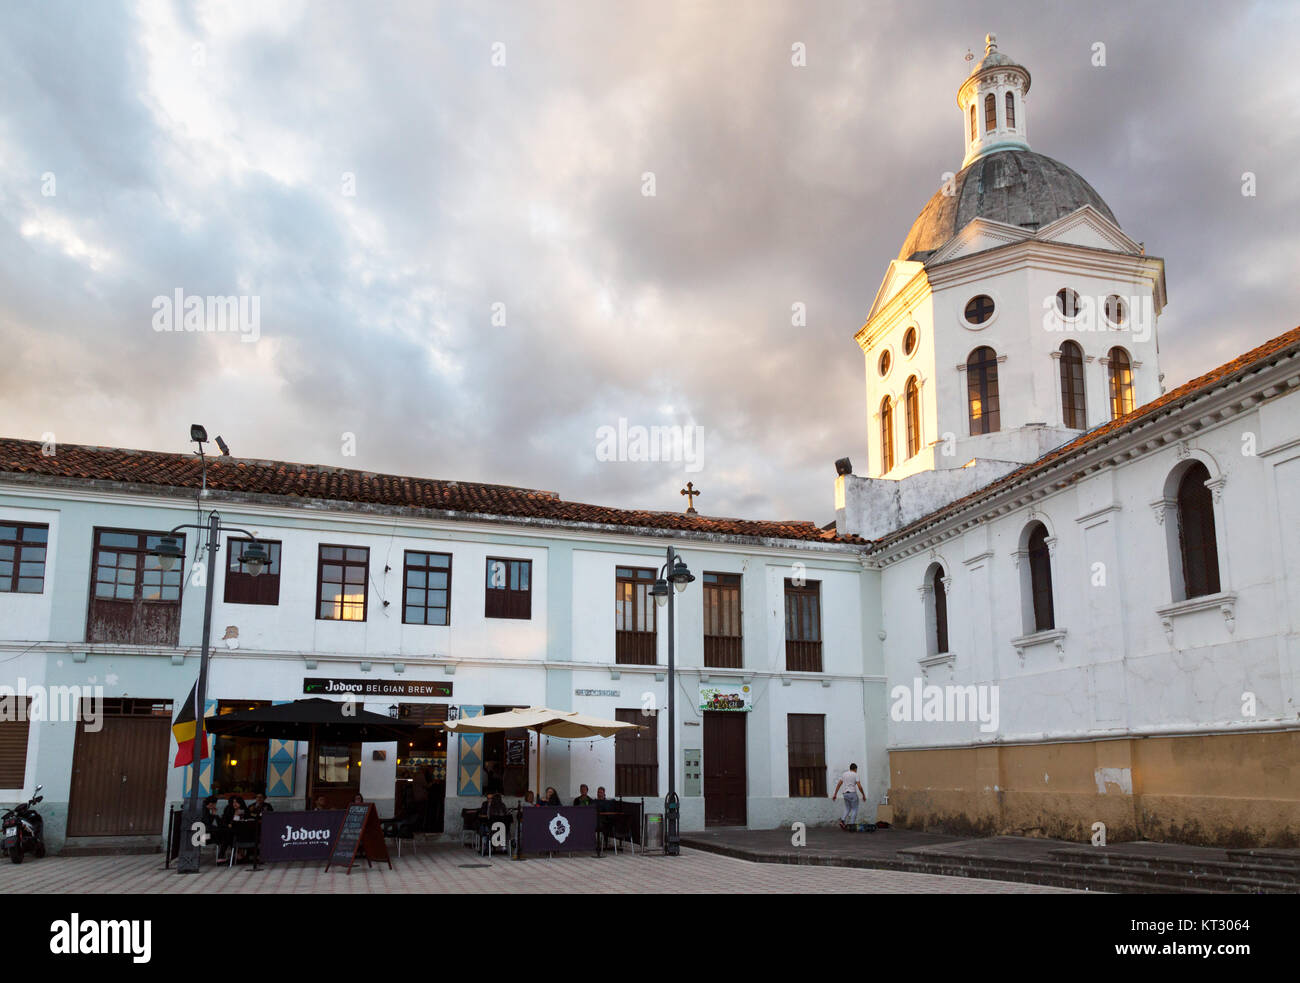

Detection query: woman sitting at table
xmin=221 ymin=795 xmax=248 ymax=825
xmin=522 ymin=790 xmax=536 ymax=806
xmin=542 ymin=787 xmax=561 ymax=807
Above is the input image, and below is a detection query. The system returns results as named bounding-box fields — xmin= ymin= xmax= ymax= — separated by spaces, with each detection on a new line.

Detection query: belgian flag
xmin=172 ymin=680 xmax=210 ymax=767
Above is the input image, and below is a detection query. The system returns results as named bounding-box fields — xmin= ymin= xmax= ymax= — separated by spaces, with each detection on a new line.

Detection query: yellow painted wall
xmin=888 ymin=731 xmax=1300 ymax=847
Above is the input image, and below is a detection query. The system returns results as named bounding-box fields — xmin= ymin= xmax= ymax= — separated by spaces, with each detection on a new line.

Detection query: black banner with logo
xmin=259 ymin=810 xmax=343 ymax=862
xmin=519 ymin=805 xmax=598 ymax=854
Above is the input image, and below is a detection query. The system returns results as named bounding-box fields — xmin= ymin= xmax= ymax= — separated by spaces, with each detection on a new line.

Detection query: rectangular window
xmin=0 ymin=698 xmax=32 ymax=787
xmin=224 ymin=538 xmax=281 ymax=605
xmin=87 ymin=529 xmax=185 ymax=644
xmin=0 ymin=523 xmax=49 ymax=594
xmin=702 ymin=572 xmax=742 ymax=668
xmin=213 ymin=700 xmax=272 ymax=795
xmin=615 ymin=566 xmax=658 ymax=665
xmin=784 ymin=578 xmax=822 ymax=672
xmin=317 ymin=545 xmax=369 ymax=621
xmin=403 ymin=551 xmax=452 ymax=625
xmin=787 ymin=713 xmax=826 ymax=797
xmin=615 ymin=708 xmax=658 ymax=796
xmin=485 ymin=557 xmax=531 ymax=619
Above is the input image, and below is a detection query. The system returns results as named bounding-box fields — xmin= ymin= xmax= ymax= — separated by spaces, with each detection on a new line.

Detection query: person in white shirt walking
xmin=831 ymin=763 xmax=865 ymax=828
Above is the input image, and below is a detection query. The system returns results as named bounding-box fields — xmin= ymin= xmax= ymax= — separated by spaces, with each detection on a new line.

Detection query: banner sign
xmin=259 ymin=810 xmax=344 ymax=863
xmin=699 ymin=682 xmax=753 ymax=712
xmin=519 ymin=806 xmax=598 ymax=855
xmin=304 ymin=678 xmax=453 ymax=698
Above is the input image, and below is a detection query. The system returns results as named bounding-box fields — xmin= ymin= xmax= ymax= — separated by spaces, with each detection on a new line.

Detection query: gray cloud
xmin=1 ymin=0 xmax=1297 ymax=524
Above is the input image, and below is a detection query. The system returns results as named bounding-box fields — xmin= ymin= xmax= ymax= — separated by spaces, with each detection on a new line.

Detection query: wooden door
xmin=68 ymin=709 xmax=171 ymax=836
xmin=703 ymin=711 xmax=746 ymax=826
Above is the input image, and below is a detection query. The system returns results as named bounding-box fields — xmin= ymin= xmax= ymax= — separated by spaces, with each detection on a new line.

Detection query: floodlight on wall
xmin=190 ymin=424 xmax=208 ymax=444
xmin=215 ymin=435 xmax=230 ymax=456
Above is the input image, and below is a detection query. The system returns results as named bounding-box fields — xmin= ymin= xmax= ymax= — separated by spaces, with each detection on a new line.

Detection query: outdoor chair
xmin=227 ymin=820 xmax=261 ymax=869
xmin=382 ymin=817 xmax=417 ymax=857
xmin=460 ymin=808 xmax=480 ymax=848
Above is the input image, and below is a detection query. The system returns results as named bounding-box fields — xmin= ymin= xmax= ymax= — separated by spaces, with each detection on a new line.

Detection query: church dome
xmin=896 ymin=149 xmax=1119 ymax=262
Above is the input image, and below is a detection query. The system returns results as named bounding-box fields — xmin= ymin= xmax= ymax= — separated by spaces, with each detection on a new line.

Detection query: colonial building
xmin=2 ymin=35 xmax=1296 ymax=854
xmin=837 ymin=36 xmax=1300 ymax=846
xmin=0 ymin=440 xmax=880 ymax=851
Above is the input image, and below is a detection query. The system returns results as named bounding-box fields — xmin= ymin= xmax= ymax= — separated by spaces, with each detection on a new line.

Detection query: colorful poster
xmin=699 ymin=682 xmax=753 ymax=712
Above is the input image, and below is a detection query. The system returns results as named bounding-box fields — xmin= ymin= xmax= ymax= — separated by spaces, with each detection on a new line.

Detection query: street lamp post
xmin=153 ymin=511 xmax=268 ymax=874
xmin=651 ymin=546 xmax=694 ymax=856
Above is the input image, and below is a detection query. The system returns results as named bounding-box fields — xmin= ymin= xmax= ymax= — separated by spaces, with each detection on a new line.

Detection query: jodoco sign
xmin=260 ymin=811 xmax=341 ymax=862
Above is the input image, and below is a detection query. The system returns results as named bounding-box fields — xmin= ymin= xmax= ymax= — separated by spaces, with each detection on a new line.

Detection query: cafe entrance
xmin=394 ymin=703 xmax=448 ymax=832
xmin=480 ymin=705 xmax=530 ymax=796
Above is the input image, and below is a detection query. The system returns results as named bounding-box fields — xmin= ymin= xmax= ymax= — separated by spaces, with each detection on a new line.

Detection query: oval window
xmin=964 ymin=295 xmax=995 ymax=325
xmin=903 ymin=327 xmax=918 ymax=356
xmin=1056 ymin=288 xmax=1082 ymax=319
xmin=878 ymin=350 xmax=892 ymax=376
xmin=1105 ymin=294 xmax=1127 ymax=326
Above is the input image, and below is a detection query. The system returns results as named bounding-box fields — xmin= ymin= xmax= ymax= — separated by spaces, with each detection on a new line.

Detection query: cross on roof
xmin=680 ymin=481 xmax=701 ymax=514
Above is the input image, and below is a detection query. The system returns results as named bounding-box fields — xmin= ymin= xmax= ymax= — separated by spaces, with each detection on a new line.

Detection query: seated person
xmin=595 ymin=787 xmax=610 ymax=804
xmin=572 ymin=784 xmax=594 ymax=806
xmin=352 ymin=793 xmax=365 ymax=806
xmin=313 ymin=794 xmax=328 ymax=811
xmin=247 ymin=792 xmax=274 ymax=818
xmin=522 ymin=790 xmax=536 ymax=806
xmin=542 ymin=787 xmax=561 ymax=807
xmin=221 ymin=795 xmax=248 ymax=825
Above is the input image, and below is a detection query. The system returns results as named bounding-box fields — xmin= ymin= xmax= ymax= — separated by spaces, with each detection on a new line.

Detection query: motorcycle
xmin=2 ymin=785 xmax=45 ymax=864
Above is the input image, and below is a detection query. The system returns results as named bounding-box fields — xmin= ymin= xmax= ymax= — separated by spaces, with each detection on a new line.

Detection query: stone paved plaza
xmin=0 ymin=843 xmax=1082 ymax=894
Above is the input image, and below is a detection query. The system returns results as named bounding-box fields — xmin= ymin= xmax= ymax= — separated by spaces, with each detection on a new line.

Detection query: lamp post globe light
xmin=151 ymin=428 xmax=268 ymax=874
xmin=653 ymin=545 xmax=694 ymax=855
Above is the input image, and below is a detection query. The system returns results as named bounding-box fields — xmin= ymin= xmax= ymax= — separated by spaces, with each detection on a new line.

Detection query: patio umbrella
xmin=206 ymin=698 xmax=424 ymax=805
xmin=444 ymin=707 xmax=644 ymax=800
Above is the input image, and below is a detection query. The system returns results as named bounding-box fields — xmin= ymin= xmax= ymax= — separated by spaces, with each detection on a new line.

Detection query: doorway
xmin=481 ymin=705 xmax=529 ymax=797
xmin=703 ymin=711 xmax=747 ymax=827
xmin=67 ymin=698 xmax=172 ymax=836
xmin=394 ymin=703 xmax=448 ymax=832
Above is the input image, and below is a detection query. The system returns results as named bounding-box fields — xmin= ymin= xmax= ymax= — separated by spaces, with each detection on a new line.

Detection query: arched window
xmin=984 ymin=93 xmax=996 ymax=132
xmin=1026 ymin=523 xmax=1055 ymax=631
xmin=924 ymin=563 xmax=949 ymax=656
xmin=1108 ymin=347 xmax=1135 ymax=419
xmin=1005 ymin=92 xmax=1015 ymax=129
xmin=880 ymin=397 xmax=894 ymax=473
xmin=1177 ymin=462 xmax=1221 ymax=598
xmin=967 ymin=347 xmax=1000 ymax=435
xmin=970 ymin=104 xmax=976 ymax=142
xmin=932 ymin=565 xmax=949 ymax=654
xmin=1059 ymin=341 xmax=1086 ymax=429
xmin=904 ymin=377 xmax=921 ymax=458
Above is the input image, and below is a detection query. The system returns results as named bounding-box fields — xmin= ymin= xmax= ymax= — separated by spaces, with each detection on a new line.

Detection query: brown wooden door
xmin=68 ymin=711 xmax=171 ymax=836
xmin=703 ymin=711 xmax=746 ymax=826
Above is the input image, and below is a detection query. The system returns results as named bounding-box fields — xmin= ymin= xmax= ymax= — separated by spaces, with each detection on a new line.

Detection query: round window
xmin=878 ymin=350 xmax=892 ymax=376
xmin=1105 ymin=294 xmax=1127 ymax=326
xmin=1056 ymin=288 xmax=1082 ymax=319
xmin=964 ymin=295 xmax=995 ymax=325
xmin=903 ymin=327 xmax=918 ymax=356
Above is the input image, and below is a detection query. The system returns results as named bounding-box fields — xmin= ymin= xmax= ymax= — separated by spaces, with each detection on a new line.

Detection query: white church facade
xmin=836 ymin=36 xmax=1300 ymax=846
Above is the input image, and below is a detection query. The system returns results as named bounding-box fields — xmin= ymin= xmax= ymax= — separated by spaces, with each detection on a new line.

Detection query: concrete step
xmin=59 ymin=836 xmax=162 ymax=857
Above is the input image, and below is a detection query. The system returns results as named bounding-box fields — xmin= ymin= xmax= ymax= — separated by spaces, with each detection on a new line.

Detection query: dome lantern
xmin=957 ymin=33 xmax=1031 ymax=168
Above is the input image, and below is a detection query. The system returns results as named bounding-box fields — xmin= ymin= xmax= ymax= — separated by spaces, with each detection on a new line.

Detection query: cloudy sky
xmin=2 ymin=0 xmax=1297 ymax=524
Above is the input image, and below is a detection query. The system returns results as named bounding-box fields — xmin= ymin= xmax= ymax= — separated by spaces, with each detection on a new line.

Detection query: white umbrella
xmin=445 ymin=706 xmax=644 ymax=801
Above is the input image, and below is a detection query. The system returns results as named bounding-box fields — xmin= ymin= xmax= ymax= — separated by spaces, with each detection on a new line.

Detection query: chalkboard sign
xmin=324 ymin=803 xmax=391 ymax=874
xmin=506 ymin=738 xmax=526 ymax=766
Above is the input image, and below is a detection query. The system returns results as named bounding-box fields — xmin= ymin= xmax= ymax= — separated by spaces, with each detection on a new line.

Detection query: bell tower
xmin=959 ymin=34 xmax=1030 ymax=167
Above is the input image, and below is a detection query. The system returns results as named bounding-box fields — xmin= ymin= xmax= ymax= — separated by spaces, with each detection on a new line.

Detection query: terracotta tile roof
xmin=0 ymin=439 xmax=868 ymax=547
xmin=878 ymin=323 xmax=1300 ymax=547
